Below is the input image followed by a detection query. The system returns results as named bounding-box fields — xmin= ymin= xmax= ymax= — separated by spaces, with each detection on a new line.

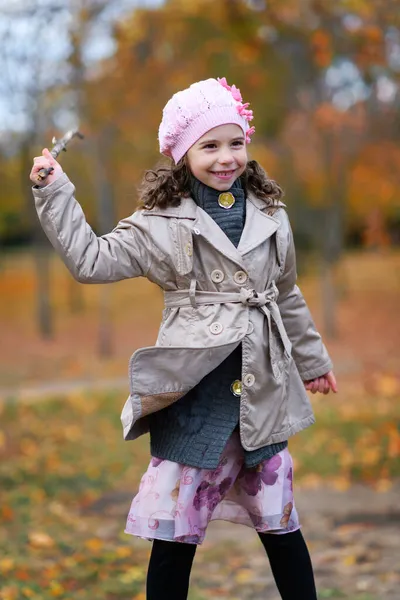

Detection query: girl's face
xmin=186 ymin=124 xmax=247 ymax=191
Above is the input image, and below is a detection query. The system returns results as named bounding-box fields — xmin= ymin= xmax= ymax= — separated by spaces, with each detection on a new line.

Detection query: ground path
xmin=86 ymin=469 xmax=400 ymax=599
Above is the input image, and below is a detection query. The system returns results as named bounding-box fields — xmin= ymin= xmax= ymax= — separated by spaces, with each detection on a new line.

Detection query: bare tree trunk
xmin=68 ymin=277 xmax=85 ymax=313
xmin=34 ymin=246 xmax=53 ymax=338
xmin=92 ymin=127 xmax=116 ymax=358
xmin=320 ymin=260 xmax=336 ymax=339
xmin=21 ymin=140 xmax=53 ymax=339
xmin=98 ymin=284 xmax=113 ymax=357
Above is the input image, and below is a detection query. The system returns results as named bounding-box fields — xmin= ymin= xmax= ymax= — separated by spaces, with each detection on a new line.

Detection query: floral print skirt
xmin=125 ymin=431 xmax=300 ymax=545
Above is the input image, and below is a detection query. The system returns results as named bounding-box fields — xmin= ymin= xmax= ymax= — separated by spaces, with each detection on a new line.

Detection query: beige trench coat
xmin=33 ymin=173 xmax=333 ymax=451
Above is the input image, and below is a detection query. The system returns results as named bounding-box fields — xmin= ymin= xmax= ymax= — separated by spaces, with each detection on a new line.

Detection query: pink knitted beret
xmin=158 ymin=77 xmax=255 ymax=163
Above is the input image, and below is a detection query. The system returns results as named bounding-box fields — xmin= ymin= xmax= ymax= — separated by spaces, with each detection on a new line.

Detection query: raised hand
xmin=30 ymin=148 xmax=63 ymax=187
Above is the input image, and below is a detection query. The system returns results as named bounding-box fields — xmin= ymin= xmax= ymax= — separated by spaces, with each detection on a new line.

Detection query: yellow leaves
xmin=43 ymin=564 xmax=62 ymax=581
xmin=30 ymin=488 xmax=46 ymax=504
xmin=116 ymin=545 xmax=132 ymax=558
xmin=1 ymin=505 xmax=14 ymax=522
xmin=297 ymin=473 xmax=323 ymax=489
xmin=63 ymin=424 xmax=82 ymax=441
xmin=360 ymin=447 xmax=381 ymax=467
xmin=0 ymin=430 xmax=5 ymax=453
xmin=387 ymin=425 xmax=400 ymax=459
xmin=342 ymin=553 xmax=357 ymax=567
xmin=235 ymin=568 xmax=254 ymax=584
xmin=20 ymin=438 xmax=39 ymax=457
xmin=119 ymin=565 xmax=146 ymax=584
xmin=0 ymin=558 xmax=14 ymax=573
xmin=49 ymin=582 xmax=64 ymax=597
xmin=375 ymin=374 xmax=400 ymax=399
xmin=0 ymin=586 xmax=19 ymax=600
xmin=374 ymin=477 xmax=393 ymax=492
xmin=45 ymin=454 xmax=61 ymax=472
xmin=84 ymin=537 xmax=104 ymax=552
xmin=28 ymin=531 xmax=55 ymax=549
xmin=330 ymin=475 xmax=351 ymax=491
xmin=66 ymin=393 xmax=97 ymax=415
xmin=338 ymin=449 xmax=354 ymax=469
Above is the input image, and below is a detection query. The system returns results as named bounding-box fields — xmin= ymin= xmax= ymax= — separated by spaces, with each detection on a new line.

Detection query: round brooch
xmin=218 ymin=192 xmax=236 ymax=209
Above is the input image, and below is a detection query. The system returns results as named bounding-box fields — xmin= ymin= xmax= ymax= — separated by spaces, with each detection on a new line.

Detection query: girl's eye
xmin=232 ymin=141 xmax=244 ymax=147
xmin=204 ymin=144 xmax=217 ymax=149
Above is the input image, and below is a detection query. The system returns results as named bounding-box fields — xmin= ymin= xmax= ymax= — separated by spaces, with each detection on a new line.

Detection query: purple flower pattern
xmin=237 ymin=454 xmax=282 ymax=496
xmin=193 ymin=477 xmax=232 ymax=512
xmin=287 ymin=467 xmax=293 ymax=491
xmin=125 ymin=435 xmax=299 ymax=545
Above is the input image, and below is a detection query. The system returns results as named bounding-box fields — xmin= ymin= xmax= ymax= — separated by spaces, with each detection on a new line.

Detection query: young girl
xmin=30 ymin=77 xmax=337 ymax=600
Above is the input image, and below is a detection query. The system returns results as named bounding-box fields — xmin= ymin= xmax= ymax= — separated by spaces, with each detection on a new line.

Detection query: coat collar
xmin=143 ymin=198 xmax=198 ymax=220
xmin=143 ymin=192 xmax=283 ymax=267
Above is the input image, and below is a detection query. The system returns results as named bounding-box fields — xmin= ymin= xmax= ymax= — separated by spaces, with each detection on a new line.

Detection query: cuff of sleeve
xmin=298 ymin=360 xmax=333 ymax=381
xmin=32 ymin=172 xmax=70 ymax=198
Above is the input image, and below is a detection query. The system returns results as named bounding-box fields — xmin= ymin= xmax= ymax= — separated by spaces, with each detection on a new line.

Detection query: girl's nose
xmin=218 ymin=150 xmax=235 ymax=165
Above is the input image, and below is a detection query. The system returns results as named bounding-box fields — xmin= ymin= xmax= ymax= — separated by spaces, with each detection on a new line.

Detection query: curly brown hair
xmin=138 ymin=158 xmax=283 ymax=211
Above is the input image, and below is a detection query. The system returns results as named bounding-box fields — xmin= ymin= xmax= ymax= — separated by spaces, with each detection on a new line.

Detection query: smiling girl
xmin=30 ymin=77 xmax=337 ymax=600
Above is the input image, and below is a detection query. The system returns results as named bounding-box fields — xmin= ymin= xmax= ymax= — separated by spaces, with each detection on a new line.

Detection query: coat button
xmin=185 ymin=242 xmax=192 ymax=257
xmin=243 ymin=373 xmax=255 ymax=387
xmin=211 ymin=269 xmax=225 ymax=283
xmin=209 ymin=321 xmax=223 ymax=335
xmin=247 ymin=322 xmax=254 ymax=335
xmin=233 ymin=270 xmax=248 ymax=285
xmin=231 ymin=380 xmax=242 ymax=396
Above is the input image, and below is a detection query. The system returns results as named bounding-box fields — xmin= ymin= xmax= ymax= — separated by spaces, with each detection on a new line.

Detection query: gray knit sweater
xmin=149 ymin=177 xmax=288 ymax=469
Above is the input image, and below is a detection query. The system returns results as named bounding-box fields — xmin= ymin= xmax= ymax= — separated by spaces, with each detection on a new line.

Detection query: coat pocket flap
xmin=128 ymin=342 xmax=241 ymax=399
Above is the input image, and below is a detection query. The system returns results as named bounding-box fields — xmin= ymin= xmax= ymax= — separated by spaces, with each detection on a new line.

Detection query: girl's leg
xmin=258 ymin=529 xmax=317 ymax=600
xmin=146 ymin=538 xmax=197 ymax=600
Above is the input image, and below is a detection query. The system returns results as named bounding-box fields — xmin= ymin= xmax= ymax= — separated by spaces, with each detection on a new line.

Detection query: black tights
xmin=146 ymin=528 xmax=317 ymax=599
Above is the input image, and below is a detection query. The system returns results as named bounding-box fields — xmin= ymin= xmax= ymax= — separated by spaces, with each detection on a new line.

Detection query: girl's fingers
xmin=305 ymin=373 xmax=338 ymax=395
xmin=32 ymin=162 xmax=49 ymax=170
xmin=42 ymin=148 xmax=55 ymax=164
xmin=326 ymin=371 xmax=338 ymax=393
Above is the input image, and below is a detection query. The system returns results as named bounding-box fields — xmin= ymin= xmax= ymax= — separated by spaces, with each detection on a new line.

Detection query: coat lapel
xmin=237 ymin=193 xmax=281 ymax=256
xmin=192 ymin=207 xmax=247 ymax=269
xmin=144 ymin=193 xmax=282 ymax=266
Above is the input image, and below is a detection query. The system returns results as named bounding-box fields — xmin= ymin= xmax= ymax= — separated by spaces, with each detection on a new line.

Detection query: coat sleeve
xmin=275 ymin=210 xmax=333 ymax=381
xmin=32 ymin=173 xmax=153 ymax=284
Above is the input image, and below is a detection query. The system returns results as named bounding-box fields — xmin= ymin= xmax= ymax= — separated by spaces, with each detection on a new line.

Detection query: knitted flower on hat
xmin=158 ymin=77 xmax=255 ymax=164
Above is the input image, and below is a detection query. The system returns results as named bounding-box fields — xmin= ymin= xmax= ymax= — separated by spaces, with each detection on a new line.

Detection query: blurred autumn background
xmin=1 ymin=0 xmax=400 ymax=598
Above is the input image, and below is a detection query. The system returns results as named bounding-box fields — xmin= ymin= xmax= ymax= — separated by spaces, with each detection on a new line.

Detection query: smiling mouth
xmin=211 ymin=170 xmax=236 ymax=177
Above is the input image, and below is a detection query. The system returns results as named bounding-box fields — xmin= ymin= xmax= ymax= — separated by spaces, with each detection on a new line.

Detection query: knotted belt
xmin=164 ymin=281 xmax=292 ymax=368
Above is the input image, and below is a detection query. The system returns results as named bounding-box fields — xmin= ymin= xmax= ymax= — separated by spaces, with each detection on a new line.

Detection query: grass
xmin=0 ymin=384 xmax=398 ymax=599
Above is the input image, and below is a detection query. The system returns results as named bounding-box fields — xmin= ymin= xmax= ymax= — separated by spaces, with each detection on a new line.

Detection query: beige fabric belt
xmin=164 ymin=282 xmax=292 ymax=364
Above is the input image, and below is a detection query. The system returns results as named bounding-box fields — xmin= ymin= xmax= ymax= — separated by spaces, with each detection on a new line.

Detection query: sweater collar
xmin=190 ymin=175 xmax=245 ymax=211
